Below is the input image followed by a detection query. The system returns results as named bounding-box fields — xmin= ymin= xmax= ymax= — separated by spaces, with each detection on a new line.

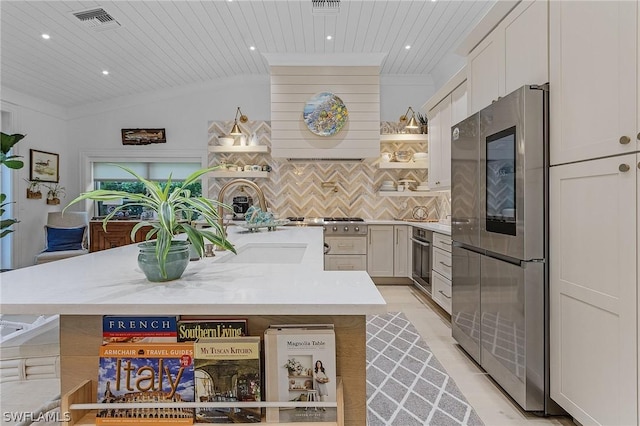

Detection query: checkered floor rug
xmin=366 ymin=312 xmax=484 ymax=426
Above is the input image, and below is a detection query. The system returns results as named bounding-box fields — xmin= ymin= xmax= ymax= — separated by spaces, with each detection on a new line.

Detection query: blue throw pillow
xmin=44 ymin=226 xmax=86 ymax=252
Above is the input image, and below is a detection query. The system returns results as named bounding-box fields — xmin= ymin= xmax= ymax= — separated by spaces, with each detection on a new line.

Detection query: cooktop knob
xmin=354 ymin=226 xmax=360 ymax=232
xmin=332 ymin=226 xmax=338 ymax=232
xmin=343 ymin=226 xmax=349 ymax=232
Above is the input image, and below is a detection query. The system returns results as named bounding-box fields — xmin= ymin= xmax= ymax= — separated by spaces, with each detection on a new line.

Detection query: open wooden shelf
xmin=208 ymin=145 xmax=270 ymax=153
xmin=208 ymin=171 xmax=270 ymax=178
xmin=379 ymin=134 xmax=428 ymax=143
xmin=378 ymin=160 xmax=428 ymax=169
xmin=377 ymin=191 xmax=435 ymax=197
xmin=62 ymin=378 xmax=344 ymax=425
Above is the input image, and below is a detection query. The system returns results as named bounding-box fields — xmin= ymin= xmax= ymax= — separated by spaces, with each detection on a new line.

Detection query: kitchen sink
xmin=215 ymin=243 xmax=307 ymax=264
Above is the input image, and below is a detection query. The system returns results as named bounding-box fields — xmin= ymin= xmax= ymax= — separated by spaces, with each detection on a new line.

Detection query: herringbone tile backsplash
xmin=208 ymin=121 xmax=450 ymax=220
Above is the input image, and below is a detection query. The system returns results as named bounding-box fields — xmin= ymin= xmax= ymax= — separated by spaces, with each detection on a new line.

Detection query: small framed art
xmin=30 ymin=149 xmax=59 ymax=183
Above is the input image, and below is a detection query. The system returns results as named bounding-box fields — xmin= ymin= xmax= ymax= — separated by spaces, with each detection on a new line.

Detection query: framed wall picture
xmin=30 ymin=149 xmax=59 ymax=183
xmin=121 ymin=128 xmax=166 ymax=145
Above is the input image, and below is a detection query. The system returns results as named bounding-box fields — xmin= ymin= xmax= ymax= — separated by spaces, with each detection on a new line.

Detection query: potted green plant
xmin=64 ymin=164 xmax=236 ymax=282
xmin=1 ymin=132 xmax=26 ymax=239
xmin=44 ymin=182 xmax=65 ymax=204
xmin=25 ymin=178 xmax=43 ymax=199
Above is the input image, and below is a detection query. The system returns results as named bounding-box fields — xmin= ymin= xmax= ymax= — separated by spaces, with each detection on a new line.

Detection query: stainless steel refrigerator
xmin=451 ymin=84 xmax=560 ymax=414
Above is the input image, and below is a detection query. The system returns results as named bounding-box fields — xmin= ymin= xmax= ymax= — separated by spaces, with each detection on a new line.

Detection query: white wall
xmin=2 ymin=72 xmax=435 ymax=267
xmin=1 ymin=88 xmax=70 ymax=268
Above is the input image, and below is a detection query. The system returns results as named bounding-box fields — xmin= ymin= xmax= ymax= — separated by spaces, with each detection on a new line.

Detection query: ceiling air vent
xmin=312 ymin=0 xmax=340 ymax=15
xmin=72 ymin=8 xmax=121 ymax=32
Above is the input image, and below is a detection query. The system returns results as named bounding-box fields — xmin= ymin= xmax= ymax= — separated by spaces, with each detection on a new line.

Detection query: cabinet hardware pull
xmin=619 ymin=164 xmax=630 ymax=172
xmin=396 ymin=229 xmax=398 ymax=245
xmin=438 ymin=290 xmax=451 ymax=299
xmin=619 ymin=136 xmax=631 ymax=145
xmin=338 ymin=265 xmax=354 ymax=270
xmin=637 ymin=133 xmax=640 ymax=141
xmin=637 ymin=162 xmax=640 ymax=169
xmin=338 ymin=243 xmax=354 ymax=248
xmin=439 ymin=261 xmax=451 ymax=268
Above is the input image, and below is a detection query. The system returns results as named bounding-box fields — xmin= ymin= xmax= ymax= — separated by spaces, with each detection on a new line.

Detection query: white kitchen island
xmin=0 ymin=226 xmax=386 ymax=425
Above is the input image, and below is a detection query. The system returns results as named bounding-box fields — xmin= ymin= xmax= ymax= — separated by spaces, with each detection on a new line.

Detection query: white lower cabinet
xmin=431 ymin=232 xmax=452 ymax=314
xmin=550 ymin=154 xmax=638 ymax=426
xmin=432 ymin=271 xmax=452 ymax=314
xmin=367 ymin=225 xmax=409 ymax=278
xmin=324 ymin=255 xmax=367 ymax=271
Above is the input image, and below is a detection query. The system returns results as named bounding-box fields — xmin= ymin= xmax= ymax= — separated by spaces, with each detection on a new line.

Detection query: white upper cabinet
xmin=550 ymin=1 xmax=638 ymax=165
xmin=468 ymin=31 xmax=504 ymax=115
xmin=468 ymin=0 xmax=548 ymax=115
xmin=450 ymin=81 xmax=468 ymax=127
xmin=428 ymin=93 xmax=453 ymax=190
xmin=502 ymin=0 xmax=548 ymax=95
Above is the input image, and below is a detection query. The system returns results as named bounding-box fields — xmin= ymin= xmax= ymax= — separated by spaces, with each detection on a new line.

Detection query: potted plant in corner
xmin=64 ymin=164 xmax=236 ymax=282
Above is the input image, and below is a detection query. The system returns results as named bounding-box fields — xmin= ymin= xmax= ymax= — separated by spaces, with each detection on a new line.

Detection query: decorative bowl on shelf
xmin=218 ymin=136 xmax=235 ymax=146
xmin=394 ymin=151 xmax=411 ymax=162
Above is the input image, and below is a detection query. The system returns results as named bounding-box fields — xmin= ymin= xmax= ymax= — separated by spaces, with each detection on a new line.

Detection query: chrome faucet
xmin=217 ymin=178 xmax=268 ymax=242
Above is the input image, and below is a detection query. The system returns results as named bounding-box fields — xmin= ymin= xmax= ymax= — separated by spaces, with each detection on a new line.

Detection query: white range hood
xmin=265 ymin=53 xmax=384 ymax=160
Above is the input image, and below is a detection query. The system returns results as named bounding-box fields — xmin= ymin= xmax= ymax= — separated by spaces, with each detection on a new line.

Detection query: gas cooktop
xmin=323 ymin=217 xmax=364 ymax=222
xmin=286 ymin=216 xmax=364 ymax=224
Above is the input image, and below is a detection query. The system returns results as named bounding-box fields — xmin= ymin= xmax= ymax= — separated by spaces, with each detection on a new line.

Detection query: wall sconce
xmin=399 ymin=106 xmax=419 ymax=129
xmin=230 ymin=107 xmax=249 ymax=135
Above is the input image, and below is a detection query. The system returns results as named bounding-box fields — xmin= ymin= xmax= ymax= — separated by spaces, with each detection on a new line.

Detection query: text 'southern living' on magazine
xmin=177 ymin=318 xmax=248 ymax=342
xmin=96 ymin=343 xmax=194 ymax=425
xmin=102 ymin=315 xmax=178 ymax=344
xmin=264 ymin=325 xmax=336 ymax=423
xmin=194 ymin=336 xmax=262 ymax=423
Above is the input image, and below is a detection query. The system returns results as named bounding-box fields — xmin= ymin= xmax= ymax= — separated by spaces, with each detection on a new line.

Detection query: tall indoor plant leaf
xmin=0 ymin=132 xmax=26 ymax=239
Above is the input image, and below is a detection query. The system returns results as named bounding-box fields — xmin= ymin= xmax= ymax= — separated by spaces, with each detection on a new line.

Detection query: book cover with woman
xmin=264 ymin=325 xmax=336 ymax=423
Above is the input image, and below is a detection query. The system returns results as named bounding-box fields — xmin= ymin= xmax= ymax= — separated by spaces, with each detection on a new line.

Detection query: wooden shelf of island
xmin=378 ymin=160 xmax=427 ymax=170
xmin=379 ymin=134 xmax=428 ymax=143
xmin=62 ymin=378 xmax=344 ymax=426
xmin=209 ymin=145 xmax=270 ymax=153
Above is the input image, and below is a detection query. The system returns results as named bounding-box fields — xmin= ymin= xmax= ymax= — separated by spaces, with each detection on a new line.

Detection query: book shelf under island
xmin=0 ymin=226 xmax=386 ymax=425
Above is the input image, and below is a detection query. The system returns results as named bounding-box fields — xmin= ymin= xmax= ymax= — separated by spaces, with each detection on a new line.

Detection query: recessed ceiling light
xmin=326 ymin=35 xmax=333 ymax=40
xmin=102 ymin=70 xmax=109 ymax=75
xmin=249 ymin=46 xmax=256 ymax=51
xmin=405 ymin=45 xmax=411 ymax=50
xmin=41 ymin=34 xmax=50 ymax=40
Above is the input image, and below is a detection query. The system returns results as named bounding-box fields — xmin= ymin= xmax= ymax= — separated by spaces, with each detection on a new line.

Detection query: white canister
xmin=239 ymin=135 xmax=247 ymax=146
xmin=249 ymin=133 xmax=259 ymax=146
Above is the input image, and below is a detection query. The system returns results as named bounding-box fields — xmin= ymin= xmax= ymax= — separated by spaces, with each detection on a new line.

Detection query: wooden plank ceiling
xmin=0 ymin=0 xmax=494 ymax=108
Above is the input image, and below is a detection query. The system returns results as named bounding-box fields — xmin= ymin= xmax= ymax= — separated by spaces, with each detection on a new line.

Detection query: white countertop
xmin=365 ymin=220 xmax=452 ymax=235
xmin=0 ymin=227 xmax=386 ymax=316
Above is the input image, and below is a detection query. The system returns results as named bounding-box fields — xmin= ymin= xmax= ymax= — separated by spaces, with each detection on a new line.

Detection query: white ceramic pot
xmin=218 ymin=136 xmax=234 ymax=146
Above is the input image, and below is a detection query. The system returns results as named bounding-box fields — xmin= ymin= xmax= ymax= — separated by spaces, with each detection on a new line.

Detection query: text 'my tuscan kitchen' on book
xmin=194 ymin=336 xmax=262 ymax=423
xmin=264 ymin=324 xmax=337 ymax=423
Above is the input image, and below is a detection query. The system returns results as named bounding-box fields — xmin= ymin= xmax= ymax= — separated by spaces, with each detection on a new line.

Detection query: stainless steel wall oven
xmin=411 ymin=227 xmax=432 ymax=296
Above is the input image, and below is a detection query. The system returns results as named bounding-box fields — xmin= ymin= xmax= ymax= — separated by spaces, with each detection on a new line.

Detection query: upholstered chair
xmin=33 ymin=212 xmax=89 ymax=264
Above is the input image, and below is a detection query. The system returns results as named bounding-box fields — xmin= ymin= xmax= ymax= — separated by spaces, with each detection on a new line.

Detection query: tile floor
xmin=377 ymin=285 xmax=574 ymax=426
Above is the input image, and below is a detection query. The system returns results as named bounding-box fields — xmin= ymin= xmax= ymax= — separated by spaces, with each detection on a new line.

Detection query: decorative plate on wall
xmin=303 ymin=92 xmax=348 ymax=136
